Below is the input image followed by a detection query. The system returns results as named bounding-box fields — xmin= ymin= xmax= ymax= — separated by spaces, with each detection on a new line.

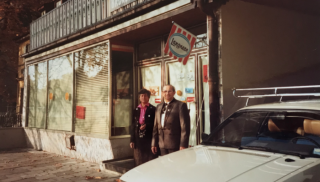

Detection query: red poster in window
xmin=76 ymin=106 xmax=86 ymax=119
xmin=155 ymin=98 xmax=161 ymax=103
xmin=203 ymin=65 xmax=208 ymax=82
xmin=187 ymin=97 xmax=195 ymax=102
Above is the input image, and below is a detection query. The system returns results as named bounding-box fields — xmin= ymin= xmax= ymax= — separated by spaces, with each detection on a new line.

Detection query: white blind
xmin=74 ymin=43 xmax=109 ymax=135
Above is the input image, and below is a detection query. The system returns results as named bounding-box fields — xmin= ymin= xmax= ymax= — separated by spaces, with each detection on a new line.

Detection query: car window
xmin=210 ymin=112 xmax=267 ymax=145
xmin=204 ymin=110 xmax=320 ymax=158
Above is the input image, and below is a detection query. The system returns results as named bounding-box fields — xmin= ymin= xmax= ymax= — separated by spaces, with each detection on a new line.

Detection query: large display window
xmin=47 ymin=54 xmax=73 ymax=131
xmin=74 ymin=42 xmax=110 ymax=135
xmin=27 ymin=62 xmax=47 ymax=128
xmin=26 ymin=42 xmax=111 ymax=136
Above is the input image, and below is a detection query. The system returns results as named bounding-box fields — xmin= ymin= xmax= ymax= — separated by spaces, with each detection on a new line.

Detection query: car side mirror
xmin=202 ymin=133 xmax=209 ymax=141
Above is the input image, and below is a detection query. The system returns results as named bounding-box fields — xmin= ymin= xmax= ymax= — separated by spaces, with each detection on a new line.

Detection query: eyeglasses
xmin=162 ymin=90 xmax=173 ymax=93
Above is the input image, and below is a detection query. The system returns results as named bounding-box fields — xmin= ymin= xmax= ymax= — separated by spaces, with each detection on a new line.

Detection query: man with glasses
xmin=151 ymin=84 xmax=190 ymax=156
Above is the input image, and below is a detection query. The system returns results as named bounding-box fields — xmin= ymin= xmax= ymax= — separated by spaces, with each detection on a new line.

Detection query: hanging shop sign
xmin=164 ymin=23 xmax=197 ymax=65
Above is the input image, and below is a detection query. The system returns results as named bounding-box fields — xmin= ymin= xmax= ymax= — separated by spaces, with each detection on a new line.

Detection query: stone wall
xmin=0 ymin=128 xmax=27 ymax=149
xmin=24 ymin=128 xmax=132 ymax=163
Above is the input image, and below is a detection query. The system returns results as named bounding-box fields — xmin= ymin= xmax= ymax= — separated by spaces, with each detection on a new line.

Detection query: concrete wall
xmin=0 ymin=128 xmax=27 ymax=149
xmin=222 ymin=0 xmax=320 ymax=117
xmin=24 ymin=128 xmax=132 ymax=163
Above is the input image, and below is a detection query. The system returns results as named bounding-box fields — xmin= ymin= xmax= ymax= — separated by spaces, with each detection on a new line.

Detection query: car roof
xmin=239 ymin=99 xmax=320 ymax=111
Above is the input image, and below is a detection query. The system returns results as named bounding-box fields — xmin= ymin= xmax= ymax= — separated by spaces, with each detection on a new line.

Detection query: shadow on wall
xmin=223 ymin=63 xmax=320 ymax=118
xmin=24 ymin=128 xmax=132 ymax=163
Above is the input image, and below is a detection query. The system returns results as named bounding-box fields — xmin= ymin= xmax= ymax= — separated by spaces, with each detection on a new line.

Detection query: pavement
xmin=0 ymin=149 xmax=122 ymax=182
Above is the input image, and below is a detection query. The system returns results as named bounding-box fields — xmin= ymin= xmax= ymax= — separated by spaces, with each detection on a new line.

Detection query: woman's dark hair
xmin=138 ymin=89 xmax=151 ymax=98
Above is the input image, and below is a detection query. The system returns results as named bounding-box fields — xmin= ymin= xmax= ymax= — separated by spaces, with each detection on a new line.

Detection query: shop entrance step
xmin=100 ymin=157 xmax=135 ymax=174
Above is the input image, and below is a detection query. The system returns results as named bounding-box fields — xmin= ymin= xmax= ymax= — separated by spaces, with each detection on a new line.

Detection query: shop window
xmin=111 ymin=51 xmax=133 ymax=136
xmin=167 ymin=57 xmax=197 ymax=146
xmin=74 ymin=42 xmax=110 ymax=135
xmin=138 ymin=38 xmax=162 ymax=60
xmin=47 ymin=54 xmax=73 ymax=131
xmin=140 ymin=65 xmax=162 ymax=106
xmin=27 ymin=62 xmax=47 ymax=128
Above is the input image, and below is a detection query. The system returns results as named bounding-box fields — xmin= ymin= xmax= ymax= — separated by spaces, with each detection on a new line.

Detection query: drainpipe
xmin=196 ymin=0 xmax=227 ymax=132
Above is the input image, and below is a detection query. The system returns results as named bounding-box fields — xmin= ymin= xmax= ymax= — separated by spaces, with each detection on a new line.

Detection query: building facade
xmin=21 ymin=0 xmax=320 ymax=163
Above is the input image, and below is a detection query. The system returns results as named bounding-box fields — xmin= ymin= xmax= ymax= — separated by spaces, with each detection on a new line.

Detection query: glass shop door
xmin=166 ymin=54 xmax=210 ymax=146
xmin=166 ymin=56 xmax=197 ymax=146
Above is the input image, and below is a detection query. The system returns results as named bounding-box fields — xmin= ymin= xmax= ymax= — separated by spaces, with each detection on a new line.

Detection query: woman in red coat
xmin=130 ymin=89 xmax=157 ymax=166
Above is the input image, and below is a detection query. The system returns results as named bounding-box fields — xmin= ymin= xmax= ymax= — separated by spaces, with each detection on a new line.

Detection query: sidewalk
xmin=0 ymin=149 xmax=121 ymax=182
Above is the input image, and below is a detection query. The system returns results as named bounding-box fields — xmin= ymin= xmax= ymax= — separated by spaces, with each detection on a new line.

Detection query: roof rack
xmin=233 ymin=85 xmax=320 ymax=106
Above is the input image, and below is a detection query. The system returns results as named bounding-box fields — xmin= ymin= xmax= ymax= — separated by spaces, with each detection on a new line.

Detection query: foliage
xmin=0 ymin=0 xmax=51 ymax=103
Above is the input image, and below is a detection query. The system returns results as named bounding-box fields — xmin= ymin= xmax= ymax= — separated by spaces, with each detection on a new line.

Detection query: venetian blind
xmin=74 ymin=42 xmax=109 ymax=135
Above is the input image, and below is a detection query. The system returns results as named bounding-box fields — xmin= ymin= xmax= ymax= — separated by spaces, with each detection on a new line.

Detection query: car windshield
xmin=203 ymin=110 xmax=320 ymax=158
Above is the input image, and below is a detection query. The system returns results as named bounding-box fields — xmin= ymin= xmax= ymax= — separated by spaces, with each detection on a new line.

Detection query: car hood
xmin=120 ymin=145 xmax=320 ymax=182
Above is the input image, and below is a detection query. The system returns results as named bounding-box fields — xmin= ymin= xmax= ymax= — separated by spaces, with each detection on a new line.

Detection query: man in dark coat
xmin=151 ymin=84 xmax=190 ymax=156
xmin=130 ymin=89 xmax=157 ymax=166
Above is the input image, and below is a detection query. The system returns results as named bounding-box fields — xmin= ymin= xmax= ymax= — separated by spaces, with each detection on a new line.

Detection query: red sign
xmin=155 ymin=98 xmax=161 ymax=103
xmin=187 ymin=97 xmax=195 ymax=102
xmin=76 ymin=106 xmax=86 ymax=119
xmin=203 ymin=65 xmax=208 ymax=83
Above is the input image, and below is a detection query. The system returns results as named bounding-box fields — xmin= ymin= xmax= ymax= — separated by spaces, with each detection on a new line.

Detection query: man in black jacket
xmin=130 ymin=89 xmax=157 ymax=166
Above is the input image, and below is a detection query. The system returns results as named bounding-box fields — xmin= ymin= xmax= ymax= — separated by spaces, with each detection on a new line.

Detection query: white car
xmin=120 ymin=86 xmax=320 ymax=182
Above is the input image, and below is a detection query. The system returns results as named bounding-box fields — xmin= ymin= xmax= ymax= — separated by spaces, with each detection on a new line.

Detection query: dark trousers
xmin=160 ymin=148 xmax=179 ymax=156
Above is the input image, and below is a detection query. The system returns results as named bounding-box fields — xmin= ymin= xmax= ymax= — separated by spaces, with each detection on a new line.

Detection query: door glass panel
xmin=140 ymin=65 xmax=161 ymax=106
xmin=198 ymin=55 xmax=210 ymax=134
xmin=167 ymin=57 xmax=196 ymax=146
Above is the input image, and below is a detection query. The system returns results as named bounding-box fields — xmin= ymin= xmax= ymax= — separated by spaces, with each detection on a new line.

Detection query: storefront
xmin=22 ymin=0 xmax=320 ymax=163
xmin=23 ymin=0 xmax=212 ymax=162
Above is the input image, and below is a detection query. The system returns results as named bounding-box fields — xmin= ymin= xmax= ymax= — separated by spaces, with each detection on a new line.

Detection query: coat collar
xmin=161 ymin=98 xmax=177 ymax=107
